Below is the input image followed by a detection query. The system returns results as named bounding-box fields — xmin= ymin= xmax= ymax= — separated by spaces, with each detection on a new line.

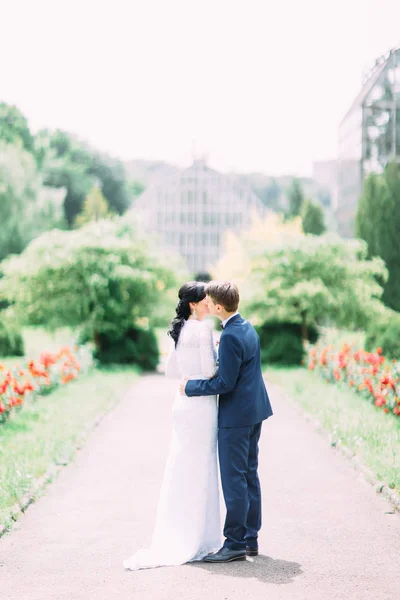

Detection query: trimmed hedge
xmin=365 ymin=312 xmax=400 ymax=360
xmin=256 ymin=321 xmax=319 ymax=366
xmin=80 ymin=327 xmax=159 ymax=370
xmin=0 ymin=317 xmax=24 ymax=357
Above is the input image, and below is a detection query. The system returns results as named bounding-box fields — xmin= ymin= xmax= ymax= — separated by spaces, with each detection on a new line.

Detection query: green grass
xmin=0 ymin=365 xmax=138 ymax=528
xmin=318 ymin=326 xmax=366 ymax=349
xmin=266 ymin=366 xmax=400 ymax=494
xmin=0 ymin=326 xmax=78 ymax=369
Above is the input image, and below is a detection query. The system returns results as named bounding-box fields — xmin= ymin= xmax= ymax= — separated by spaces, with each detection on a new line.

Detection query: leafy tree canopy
xmin=301 ymin=199 xmax=326 ymax=235
xmin=356 ymin=161 xmax=400 ymax=311
xmin=0 ymin=142 xmax=65 ymax=261
xmin=213 ymin=215 xmax=387 ymax=336
xmin=1 ymin=219 xmax=179 ymax=340
xmin=0 ymin=103 xmax=34 ymax=153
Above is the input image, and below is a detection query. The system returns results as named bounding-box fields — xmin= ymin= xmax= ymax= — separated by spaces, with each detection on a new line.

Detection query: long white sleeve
xmin=199 ymin=321 xmax=217 ymax=379
xmin=165 ymin=341 xmax=181 ymax=379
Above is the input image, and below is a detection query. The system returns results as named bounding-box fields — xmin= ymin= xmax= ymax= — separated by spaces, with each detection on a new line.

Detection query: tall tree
xmin=356 ymin=162 xmax=400 ymax=311
xmin=0 ymin=103 xmax=34 ymax=153
xmin=37 ymin=130 xmax=132 ymax=225
xmin=88 ymin=153 xmax=131 ymax=214
xmin=301 ymin=199 xmax=326 ymax=235
xmin=286 ymin=178 xmax=305 ymax=218
xmin=213 ymin=215 xmax=387 ymax=338
xmin=1 ymin=219 xmax=177 ymax=340
xmin=75 ymin=185 xmax=113 ymax=227
xmin=0 ymin=143 xmax=65 ymax=261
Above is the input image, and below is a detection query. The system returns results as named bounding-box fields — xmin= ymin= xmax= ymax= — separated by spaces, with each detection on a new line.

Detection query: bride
xmin=123 ymin=281 xmax=221 ymax=570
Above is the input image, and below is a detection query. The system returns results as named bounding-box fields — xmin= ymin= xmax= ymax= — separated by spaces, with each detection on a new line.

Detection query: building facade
xmin=337 ymin=46 xmax=400 ymax=236
xmin=133 ymin=159 xmax=267 ymax=274
xmin=312 ymin=160 xmax=338 ymax=208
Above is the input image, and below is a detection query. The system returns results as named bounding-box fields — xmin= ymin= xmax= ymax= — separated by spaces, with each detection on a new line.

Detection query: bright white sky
xmin=2 ymin=0 xmax=400 ymax=176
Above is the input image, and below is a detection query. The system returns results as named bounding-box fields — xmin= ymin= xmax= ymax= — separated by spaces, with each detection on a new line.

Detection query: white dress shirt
xmin=221 ymin=311 xmax=239 ymax=329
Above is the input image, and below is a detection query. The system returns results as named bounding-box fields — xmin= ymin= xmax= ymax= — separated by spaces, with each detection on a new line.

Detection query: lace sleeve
xmin=165 ymin=341 xmax=181 ymax=379
xmin=199 ymin=321 xmax=217 ymax=379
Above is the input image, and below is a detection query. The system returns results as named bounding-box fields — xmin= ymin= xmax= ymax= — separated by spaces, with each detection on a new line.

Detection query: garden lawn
xmin=0 ymin=366 xmax=138 ymax=529
xmin=266 ymin=366 xmax=400 ymax=496
xmin=0 ymin=326 xmax=77 ymax=369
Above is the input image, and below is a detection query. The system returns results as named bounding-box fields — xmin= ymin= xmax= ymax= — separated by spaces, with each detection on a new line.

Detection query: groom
xmin=180 ymin=281 xmax=273 ymax=563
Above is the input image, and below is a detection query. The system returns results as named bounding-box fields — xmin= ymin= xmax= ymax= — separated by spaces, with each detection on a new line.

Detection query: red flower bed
xmin=308 ymin=343 xmax=400 ymax=418
xmin=0 ymin=347 xmax=81 ymax=423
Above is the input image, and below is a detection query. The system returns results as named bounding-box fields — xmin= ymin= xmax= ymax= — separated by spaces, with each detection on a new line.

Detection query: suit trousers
xmin=218 ymin=422 xmax=263 ymax=550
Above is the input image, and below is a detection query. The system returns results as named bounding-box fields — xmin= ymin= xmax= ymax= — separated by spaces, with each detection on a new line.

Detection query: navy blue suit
xmin=185 ymin=314 xmax=273 ymax=550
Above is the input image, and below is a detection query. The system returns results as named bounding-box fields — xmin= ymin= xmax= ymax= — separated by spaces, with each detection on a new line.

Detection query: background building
xmin=132 ymin=159 xmax=267 ymax=274
xmin=312 ymin=160 xmax=338 ymax=208
xmin=337 ymin=46 xmax=400 ymax=237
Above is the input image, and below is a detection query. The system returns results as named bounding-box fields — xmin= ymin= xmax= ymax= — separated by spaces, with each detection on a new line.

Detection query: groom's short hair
xmin=206 ymin=281 xmax=239 ymax=312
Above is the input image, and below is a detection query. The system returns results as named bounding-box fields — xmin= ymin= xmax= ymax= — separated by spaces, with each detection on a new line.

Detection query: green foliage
xmin=0 ymin=103 xmax=34 ymax=153
xmin=286 ymin=178 xmax=305 ymax=218
xmin=256 ymin=321 xmax=319 ymax=365
xmin=129 ymin=180 xmax=146 ymax=198
xmin=247 ymin=236 xmax=387 ymax=333
xmin=262 ymin=330 xmax=305 ymax=365
xmin=0 ymin=142 xmax=65 ymax=261
xmin=356 ymin=162 xmax=400 ymax=311
xmin=365 ymin=309 xmax=400 ymax=360
xmin=37 ymin=130 xmax=132 ymax=226
xmin=301 ymin=199 xmax=326 ymax=235
xmin=75 ymin=185 xmax=113 ymax=227
xmin=378 ymin=322 xmax=400 ymax=361
xmin=1 ymin=219 xmax=177 ymax=365
xmin=92 ymin=327 xmax=159 ymax=370
xmin=88 ymin=153 xmax=131 ymax=215
xmin=215 ymin=216 xmax=388 ymax=335
xmin=0 ymin=317 xmax=24 ymax=357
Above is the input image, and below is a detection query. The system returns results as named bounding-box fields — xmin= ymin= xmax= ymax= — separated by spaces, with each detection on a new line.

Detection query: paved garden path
xmin=1 ymin=374 xmax=400 ymax=600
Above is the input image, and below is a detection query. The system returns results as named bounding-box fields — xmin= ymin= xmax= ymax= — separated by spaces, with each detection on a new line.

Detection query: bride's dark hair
xmin=168 ymin=281 xmax=206 ymax=347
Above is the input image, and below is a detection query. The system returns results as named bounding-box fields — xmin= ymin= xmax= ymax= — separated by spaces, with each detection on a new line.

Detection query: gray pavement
xmin=1 ymin=374 xmax=400 ymax=600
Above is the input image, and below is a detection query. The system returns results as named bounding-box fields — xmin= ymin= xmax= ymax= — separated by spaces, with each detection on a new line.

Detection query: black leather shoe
xmin=203 ymin=547 xmax=246 ymax=563
xmin=246 ymin=546 xmax=258 ymax=556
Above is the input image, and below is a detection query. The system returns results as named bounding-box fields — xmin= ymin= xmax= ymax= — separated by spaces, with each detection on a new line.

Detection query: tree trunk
xmin=301 ymin=313 xmax=308 ymax=341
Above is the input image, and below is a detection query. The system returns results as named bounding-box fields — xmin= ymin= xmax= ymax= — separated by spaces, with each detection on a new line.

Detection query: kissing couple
xmin=123 ymin=280 xmax=273 ymax=570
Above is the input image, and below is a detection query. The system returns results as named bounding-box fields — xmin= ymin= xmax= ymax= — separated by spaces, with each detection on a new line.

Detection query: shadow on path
xmin=187 ymin=554 xmax=303 ymax=585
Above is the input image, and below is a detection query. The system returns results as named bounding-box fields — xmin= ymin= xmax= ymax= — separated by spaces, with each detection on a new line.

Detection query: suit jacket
xmin=185 ymin=314 xmax=273 ymax=427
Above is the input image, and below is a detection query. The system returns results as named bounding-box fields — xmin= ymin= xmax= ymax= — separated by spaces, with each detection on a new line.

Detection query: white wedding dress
xmin=123 ymin=318 xmax=221 ymax=570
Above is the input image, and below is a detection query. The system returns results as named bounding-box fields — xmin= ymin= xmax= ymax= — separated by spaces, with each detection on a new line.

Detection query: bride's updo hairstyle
xmin=168 ymin=281 xmax=206 ymax=347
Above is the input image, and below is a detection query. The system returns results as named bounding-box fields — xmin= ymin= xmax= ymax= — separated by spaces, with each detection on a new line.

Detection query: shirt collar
xmin=221 ymin=311 xmax=239 ymax=329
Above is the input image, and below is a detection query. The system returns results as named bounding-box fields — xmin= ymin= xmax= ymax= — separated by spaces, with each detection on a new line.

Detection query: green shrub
xmin=365 ymin=311 xmax=400 ymax=360
xmin=93 ymin=327 xmax=159 ymax=370
xmin=255 ymin=321 xmax=319 ymax=366
xmin=262 ymin=330 xmax=305 ymax=365
xmin=0 ymin=317 xmax=24 ymax=357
